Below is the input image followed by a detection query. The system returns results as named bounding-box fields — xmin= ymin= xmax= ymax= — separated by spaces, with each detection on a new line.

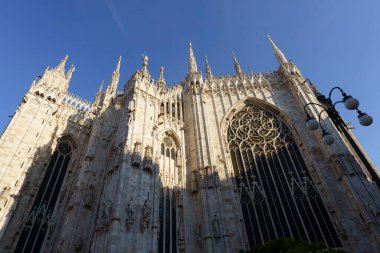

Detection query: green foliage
xmin=239 ymin=238 xmax=349 ymax=253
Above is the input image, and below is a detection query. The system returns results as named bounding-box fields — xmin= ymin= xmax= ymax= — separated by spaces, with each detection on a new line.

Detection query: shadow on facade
xmin=0 ymin=105 xmax=92 ymax=252
xmin=0 ymin=101 xmax=352 ymax=253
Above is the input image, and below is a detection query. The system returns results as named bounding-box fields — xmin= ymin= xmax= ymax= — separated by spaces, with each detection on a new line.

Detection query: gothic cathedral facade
xmin=0 ymin=37 xmax=379 ymax=253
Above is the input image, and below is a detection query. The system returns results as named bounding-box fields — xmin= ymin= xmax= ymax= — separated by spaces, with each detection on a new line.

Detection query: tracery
xmin=158 ymin=133 xmax=181 ymax=253
xmin=15 ymin=138 xmax=73 ymax=253
xmin=227 ymin=105 xmax=341 ymax=248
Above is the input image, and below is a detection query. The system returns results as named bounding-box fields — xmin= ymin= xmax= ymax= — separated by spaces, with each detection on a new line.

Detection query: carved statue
xmin=194 ymin=224 xmax=202 ymax=246
xmin=178 ymin=226 xmax=185 ymax=251
xmin=212 ymin=215 xmax=221 ymax=238
xmin=125 ymin=198 xmax=135 ymax=230
xmin=126 ymin=198 xmax=135 ymax=219
xmin=176 ymin=149 xmax=182 ymax=167
xmin=84 ymin=185 xmax=95 ymax=209
xmin=368 ymin=204 xmax=379 ymax=221
xmin=98 ymin=200 xmax=113 ymax=231
xmin=140 ymin=199 xmax=151 ymax=232
xmin=0 ymin=186 xmax=10 ymax=199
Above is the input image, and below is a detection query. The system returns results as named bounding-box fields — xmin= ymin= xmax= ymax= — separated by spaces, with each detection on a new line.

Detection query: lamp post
xmin=302 ymin=79 xmax=379 ymax=188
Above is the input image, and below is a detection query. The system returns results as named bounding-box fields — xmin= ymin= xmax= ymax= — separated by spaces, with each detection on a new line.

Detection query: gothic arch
xmin=221 ymin=98 xmax=298 ymax=146
xmin=14 ymin=135 xmax=77 ymax=253
xmin=221 ymin=98 xmax=342 ymax=248
xmin=155 ymin=129 xmax=183 ymax=155
xmin=155 ymin=129 xmax=183 ymax=253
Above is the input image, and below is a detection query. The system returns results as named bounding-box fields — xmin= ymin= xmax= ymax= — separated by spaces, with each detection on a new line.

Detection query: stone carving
xmin=140 ymin=199 xmax=151 ymax=232
xmin=176 ymin=149 xmax=182 ymax=167
xmin=206 ymin=167 xmax=214 ymax=188
xmin=0 ymin=186 xmax=11 ymax=208
xmin=131 ymin=141 xmax=142 ymax=168
xmin=143 ymin=145 xmax=153 ymax=173
xmin=213 ymin=167 xmax=220 ymax=187
xmin=174 ymin=187 xmax=183 ymax=207
xmin=190 ymin=171 xmax=199 ymax=193
xmin=84 ymin=184 xmax=95 ymax=209
xmin=97 ymin=200 xmax=113 ymax=231
xmin=194 ymin=224 xmax=203 ymax=246
xmin=198 ymin=169 xmax=205 ymax=189
xmin=212 ymin=215 xmax=221 ymax=238
xmin=368 ymin=204 xmax=379 ymax=222
xmin=125 ymin=198 xmax=135 ymax=230
xmin=227 ymin=105 xmax=291 ymax=153
xmin=178 ymin=217 xmax=185 ymax=251
xmin=154 ymin=152 xmax=160 ymax=165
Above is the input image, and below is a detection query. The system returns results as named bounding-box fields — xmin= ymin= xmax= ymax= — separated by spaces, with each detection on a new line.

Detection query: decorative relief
xmin=367 ymin=204 xmax=380 ymax=224
xmin=212 ymin=215 xmax=221 ymax=238
xmin=178 ymin=217 xmax=185 ymax=251
xmin=0 ymin=186 xmax=11 ymax=207
xmin=227 ymin=105 xmax=291 ymax=153
xmin=194 ymin=224 xmax=203 ymax=246
xmin=125 ymin=198 xmax=135 ymax=230
xmin=193 ymin=166 xmax=220 ymax=190
xmin=83 ymin=184 xmax=95 ymax=209
xmin=97 ymin=199 xmax=113 ymax=232
xmin=131 ymin=141 xmax=142 ymax=168
xmin=176 ymin=150 xmax=182 ymax=167
xmin=143 ymin=145 xmax=153 ymax=173
xmin=140 ymin=198 xmax=151 ymax=232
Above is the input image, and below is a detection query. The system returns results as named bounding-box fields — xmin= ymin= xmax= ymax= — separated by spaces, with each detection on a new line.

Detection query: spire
xmin=157 ymin=66 xmax=166 ymax=89
xmin=188 ymin=42 xmax=198 ymax=74
xmin=158 ymin=66 xmax=165 ymax=83
xmin=267 ymin=35 xmax=288 ymax=65
xmin=112 ymin=56 xmax=121 ymax=83
xmin=247 ymin=65 xmax=254 ymax=79
xmin=141 ymin=55 xmax=150 ymax=79
xmin=205 ymin=55 xmax=212 ymax=78
xmin=94 ymin=80 xmax=104 ymax=106
xmin=56 ymin=55 xmax=68 ymax=73
xmin=116 ymin=55 xmax=122 ymax=73
xmin=232 ymin=52 xmax=243 ymax=77
xmin=107 ymin=56 xmax=121 ymax=97
xmin=142 ymin=55 xmax=148 ymax=71
xmin=65 ymin=64 xmax=75 ymax=81
xmin=98 ymin=80 xmax=104 ymax=94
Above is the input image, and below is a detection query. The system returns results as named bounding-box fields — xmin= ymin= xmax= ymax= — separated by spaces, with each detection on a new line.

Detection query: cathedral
xmin=0 ymin=36 xmax=379 ymax=253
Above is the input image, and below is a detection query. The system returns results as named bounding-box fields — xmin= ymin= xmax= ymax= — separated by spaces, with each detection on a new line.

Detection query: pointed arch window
xmin=227 ymin=105 xmax=341 ymax=248
xmin=14 ymin=139 xmax=73 ymax=253
xmin=158 ymin=134 xmax=180 ymax=253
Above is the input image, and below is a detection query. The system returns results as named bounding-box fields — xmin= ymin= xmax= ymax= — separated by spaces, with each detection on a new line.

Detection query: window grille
xmin=227 ymin=105 xmax=341 ymax=248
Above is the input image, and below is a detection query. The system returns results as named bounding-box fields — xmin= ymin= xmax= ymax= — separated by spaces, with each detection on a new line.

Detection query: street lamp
xmin=303 ymin=79 xmax=379 ymax=188
xmin=303 ymin=81 xmax=373 ymax=146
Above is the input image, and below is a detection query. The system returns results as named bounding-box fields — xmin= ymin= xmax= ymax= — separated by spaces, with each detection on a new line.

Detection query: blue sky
xmin=0 ymin=0 xmax=379 ymax=168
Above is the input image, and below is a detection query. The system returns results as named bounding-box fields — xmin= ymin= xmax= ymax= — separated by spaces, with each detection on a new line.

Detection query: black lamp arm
xmin=303 ymin=102 xmax=326 ymax=114
xmin=318 ymin=109 xmax=329 ymax=126
xmin=328 ymin=86 xmax=344 ymax=101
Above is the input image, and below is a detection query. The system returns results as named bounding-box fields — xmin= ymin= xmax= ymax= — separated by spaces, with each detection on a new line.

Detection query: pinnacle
xmin=116 ymin=56 xmax=122 ymax=73
xmin=205 ymin=55 xmax=212 ymax=78
xmin=188 ymin=42 xmax=198 ymax=73
xmin=56 ymin=55 xmax=69 ymax=73
xmin=266 ymin=35 xmax=288 ymax=64
xmin=232 ymin=51 xmax=243 ymax=76
xmin=98 ymin=80 xmax=104 ymax=93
